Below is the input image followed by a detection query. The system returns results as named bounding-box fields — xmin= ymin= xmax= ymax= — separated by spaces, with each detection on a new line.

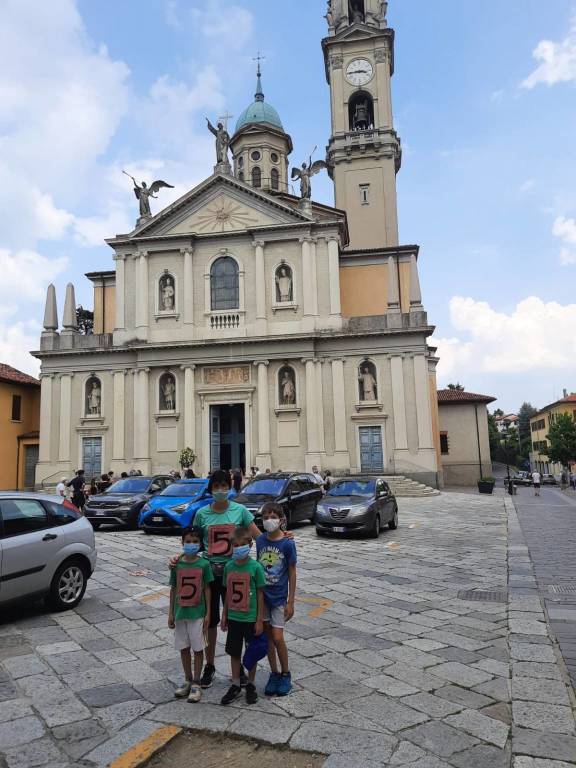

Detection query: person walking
xmin=56 ymin=477 xmax=67 ymax=498
xmin=532 ymin=470 xmax=541 ymax=497
xmin=67 ymin=470 xmax=86 ymax=510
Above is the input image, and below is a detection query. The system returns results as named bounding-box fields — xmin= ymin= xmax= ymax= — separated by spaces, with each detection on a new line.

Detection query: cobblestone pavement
xmin=1 ymin=492 xmax=575 ymax=768
xmin=513 ymin=486 xmax=576 ymax=693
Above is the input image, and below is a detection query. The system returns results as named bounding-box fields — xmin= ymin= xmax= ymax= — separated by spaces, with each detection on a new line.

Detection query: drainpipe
xmin=475 ymin=405 xmax=483 ymax=479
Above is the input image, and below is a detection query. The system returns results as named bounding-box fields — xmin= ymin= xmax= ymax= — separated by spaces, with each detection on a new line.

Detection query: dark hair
xmin=185 ymin=468 xmax=196 ymax=479
xmin=261 ymin=502 xmax=284 ymax=519
xmin=210 ymin=469 xmax=232 ymax=489
xmin=233 ymin=526 xmax=252 ymax=544
xmin=101 ymin=474 xmax=108 ymax=481
xmin=181 ymin=527 xmax=203 ymax=543
xmin=121 ymin=472 xmax=128 ymax=478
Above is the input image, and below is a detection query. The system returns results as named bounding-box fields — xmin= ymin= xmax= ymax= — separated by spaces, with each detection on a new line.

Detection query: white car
xmin=0 ymin=493 xmax=97 ymax=611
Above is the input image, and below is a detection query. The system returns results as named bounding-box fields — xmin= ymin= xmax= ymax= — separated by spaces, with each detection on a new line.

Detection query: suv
xmin=512 ymin=472 xmax=533 ymax=487
xmin=85 ymin=475 xmax=172 ymax=529
xmin=0 ymin=493 xmax=97 ymax=611
xmin=235 ymin=473 xmax=324 ymax=528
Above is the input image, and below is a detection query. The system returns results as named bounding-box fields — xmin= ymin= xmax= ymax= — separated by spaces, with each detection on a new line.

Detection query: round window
xmin=271 ymin=152 xmax=279 ymax=163
xmin=238 ymin=156 xmax=244 ymax=168
xmin=251 ymin=150 xmax=261 ymax=161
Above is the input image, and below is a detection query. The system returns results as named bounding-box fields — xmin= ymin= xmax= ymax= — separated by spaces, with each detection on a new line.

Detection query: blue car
xmin=138 ymin=478 xmax=235 ymax=534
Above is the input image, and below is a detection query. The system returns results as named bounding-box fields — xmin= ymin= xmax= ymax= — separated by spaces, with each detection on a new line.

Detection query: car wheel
xmin=90 ymin=521 xmax=101 ymax=531
xmin=316 ymin=528 xmax=326 ymax=537
xmin=369 ymin=514 xmax=381 ymax=539
xmin=46 ymin=559 xmax=88 ymax=611
xmin=389 ymin=506 xmax=398 ymax=530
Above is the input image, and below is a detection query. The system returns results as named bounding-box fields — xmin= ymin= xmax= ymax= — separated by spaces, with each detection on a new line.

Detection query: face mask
xmin=183 ymin=543 xmax=200 ymax=556
xmin=212 ymin=491 xmax=228 ymax=502
xmin=233 ymin=545 xmax=251 ymax=561
xmin=263 ymin=518 xmax=281 ymax=533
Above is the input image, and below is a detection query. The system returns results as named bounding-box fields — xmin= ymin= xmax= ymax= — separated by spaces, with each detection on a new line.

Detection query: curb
xmin=109 ymin=725 xmax=182 ymax=768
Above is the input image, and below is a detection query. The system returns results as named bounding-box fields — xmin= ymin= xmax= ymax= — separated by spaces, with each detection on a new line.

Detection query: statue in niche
xmin=291 ymin=158 xmax=328 ymax=199
xmin=206 ymin=117 xmax=231 ymax=165
xmin=275 ymin=265 xmax=293 ymax=302
xmin=349 ymin=0 xmax=364 ymax=22
xmin=87 ymin=379 xmax=101 ymax=415
xmin=279 ymin=368 xmax=296 ymax=406
xmin=123 ymin=172 xmax=174 ymax=219
xmin=378 ymin=0 xmax=388 ymax=24
xmin=159 ymin=274 xmax=175 ymax=312
xmin=325 ymin=0 xmax=334 ymax=26
xmin=358 ymin=364 xmax=377 ymax=402
xmin=160 ymin=374 xmax=176 ymax=411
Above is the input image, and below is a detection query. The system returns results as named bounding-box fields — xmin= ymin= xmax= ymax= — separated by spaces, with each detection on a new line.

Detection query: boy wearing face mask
xmin=256 ymin=503 xmax=297 ymax=697
xmin=220 ymin=528 xmax=267 ymax=706
xmin=168 ymin=528 xmax=214 ymax=703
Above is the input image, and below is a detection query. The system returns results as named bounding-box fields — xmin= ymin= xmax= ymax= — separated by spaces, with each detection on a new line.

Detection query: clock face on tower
xmin=345 ymin=58 xmax=374 ymax=86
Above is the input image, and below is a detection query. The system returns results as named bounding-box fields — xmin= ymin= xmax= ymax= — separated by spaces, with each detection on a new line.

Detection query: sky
xmin=1 ymin=0 xmax=576 ymax=413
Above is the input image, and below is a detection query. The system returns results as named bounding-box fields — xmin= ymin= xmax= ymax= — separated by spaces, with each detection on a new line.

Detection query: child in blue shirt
xmin=256 ymin=502 xmax=297 ymax=696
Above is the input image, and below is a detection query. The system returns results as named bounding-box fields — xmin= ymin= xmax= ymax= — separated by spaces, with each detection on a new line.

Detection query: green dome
xmin=235 ymin=71 xmax=284 ymax=133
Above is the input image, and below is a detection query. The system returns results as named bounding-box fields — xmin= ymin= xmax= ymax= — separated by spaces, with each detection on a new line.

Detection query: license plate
xmin=96 ymin=511 xmax=107 ymax=517
xmin=152 ymin=516 xmax=163 ymax=523
xmin=332 ymin=526 xmax=346 ymax=533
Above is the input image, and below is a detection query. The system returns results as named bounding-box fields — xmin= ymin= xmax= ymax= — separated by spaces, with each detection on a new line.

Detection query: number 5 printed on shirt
xmin=177 ymin=569 xmax=202 ymax=607
xmin=228 ymin=572 xmax=250 ymax=613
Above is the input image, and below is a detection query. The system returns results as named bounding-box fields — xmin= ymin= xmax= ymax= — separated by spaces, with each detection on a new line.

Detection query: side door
xmin=299 ymin=476 xmax=320 ymax=520
xmin=0 ymin=498 xmax=61 ymax=602
xmin=284 ymin=480 xmax=302 ymax=524
xmin=377 ymin=480 xmax=394 ymax=521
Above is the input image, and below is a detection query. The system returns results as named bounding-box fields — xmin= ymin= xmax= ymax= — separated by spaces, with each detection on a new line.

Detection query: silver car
xmin=315 ymin=476 xmax=398 ymax=538
xmin=0 ymin=493 xmax=97 ymax=611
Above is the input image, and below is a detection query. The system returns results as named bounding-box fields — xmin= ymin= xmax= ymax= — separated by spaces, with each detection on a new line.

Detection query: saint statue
xmin=123 ymin=172 xmax=174 ymax=218
xmin=160 ymin=276 xmax=175 ymax=311
xmin=359 ymin=365 xmax=377 ymax=401
xmin=291 ymin=158 xmax=328 ymax=199
xmin=280 ymin=369 xmax=296 ymax=406
xmin=161 ymin=376 xmax=175 ymax=411
xmin=379 ymin=0 xmax=388 ymax=24
xmin=349 ymin=0 xmax=364 ymax=22
xmin=325 ymin=0 xmax=334 ymax=27
xmin=276 ymin=266 xmax=293 ymax=302
xmin=206 ymin=117 xmax=231 ymax=165
xmin=88 ymin=381 xmax=101 ymax=415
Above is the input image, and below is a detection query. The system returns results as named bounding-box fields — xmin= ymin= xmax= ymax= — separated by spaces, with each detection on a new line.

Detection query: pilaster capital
xmin=301 ymin=357 xmax=316 ymax=365
xmin=252 ymin=239 xmax=266 ymax=249
xmin=180 ymin=364 xmax=196 ymax=372
xmin=137 ymin=249 xmax=148 ymax=260
xmin=253 ymin=359 xmax=270 ymax=368
xmin=112 ymin=253 xmax=127 ymax=262
xmin=330 ymin=357 xmax=345 ymax=364
xmin=180 ymin=246 xmax=195 ymax=257
xmin=140 ymin=367 xmax=151 ymax=375
xmin=298 ymin=236 xmax=314 ymax=245
xmin=113 ymin=369 xmax=128 ymax=377
xmin=58 ymin=372 xmax=74 ymax=380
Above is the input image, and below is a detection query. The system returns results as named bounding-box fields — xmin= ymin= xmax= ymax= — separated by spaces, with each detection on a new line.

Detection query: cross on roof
xmin=218 ymin=111 xmax=234 ymax=130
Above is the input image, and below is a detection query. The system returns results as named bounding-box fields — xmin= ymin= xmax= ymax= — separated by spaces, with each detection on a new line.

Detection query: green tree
xmin=493 ymin=408 xmax=504 ymax=418
xmin=544 ymin=414 xmax=576 ymax=477
xmin=76 ymin=306 xmax=94 ymax=335
xmin=518 ymin=402 xmax=537 ymax=443
xmin=488 ymin=413 xmax=500 ymax=460
xmin=447 ymin=383 xmax=465 ymax=391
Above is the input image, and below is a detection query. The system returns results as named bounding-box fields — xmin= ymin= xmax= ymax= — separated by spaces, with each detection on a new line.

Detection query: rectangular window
xmin=11 ymin=395 xmax=22 ymax=422
xmin=440 ymin=432 xmax=449 ymax=455
xmin=359 ymin=184 xmax=370 ymax=205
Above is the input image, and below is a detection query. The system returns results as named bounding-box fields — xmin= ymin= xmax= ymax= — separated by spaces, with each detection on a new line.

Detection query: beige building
xmin=0 ymin=364 xmax=40 ymax=491
xmin=530 ymin=391 xmax=576 ymax=475
xmin=34 ymin=1 xmax=441 ymax=488
xmin=438 ymin=390 xmax=496 ymax=486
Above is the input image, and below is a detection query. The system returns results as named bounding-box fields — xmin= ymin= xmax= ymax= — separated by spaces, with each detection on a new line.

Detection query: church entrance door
xmin=210 ymin=404 xmax=246 ymax=472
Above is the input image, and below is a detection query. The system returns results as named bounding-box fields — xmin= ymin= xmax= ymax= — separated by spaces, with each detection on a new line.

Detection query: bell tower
xmin=323 ymin=0 xmax=401 ymax=250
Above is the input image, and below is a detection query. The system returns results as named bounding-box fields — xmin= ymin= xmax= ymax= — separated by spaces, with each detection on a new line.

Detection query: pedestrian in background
xmin=56 ymin=476 xmax=67 ymax=497
xmin=67 ymin=470 xmax=85 ymax=510
xmin=532 ymin=470 xmax=541 ymax=497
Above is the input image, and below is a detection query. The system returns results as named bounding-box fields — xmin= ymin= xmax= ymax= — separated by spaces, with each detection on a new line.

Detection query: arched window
xmin=271 ymin=168 xmax=279 ymax=191
xmin=252 ymin=166 xmax=262 ymax=188
xmin=358 ymin=361 xmax=378 ymax=402
xmin=278 ymin=365 xmax=297 ymax=407
xmin=275 ymin=264 xmax=293 ymax=303
xmin=159 ymin=372 xmax=176 ymax=412
xmin=210 ymin=256 xmax=239 ymax=311
xmin=349 ymin=91 xmax=374 ymax=132
xmin=85 ymin=375 xmax=102 ymax=416
xmin=238 ymin=170 xmax=245 ymax=182
xmin=158 ymin=272 xmax=175 ymax=313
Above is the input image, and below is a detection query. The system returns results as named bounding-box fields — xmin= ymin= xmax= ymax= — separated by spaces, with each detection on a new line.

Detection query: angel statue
xmin=291 ymin=158 xmax=328 ymax=199
xmin=206 ymin=117 xmax=230 ymax=165
xmin=124 ymin=172 xmax=174 ymax=218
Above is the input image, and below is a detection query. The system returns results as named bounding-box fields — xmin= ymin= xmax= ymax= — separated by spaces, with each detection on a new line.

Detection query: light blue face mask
xmin=212 ymin=490 xmax=228 ymax=502
xmin=233 ymin=545 xmax=251 ymax=561
xmin=183 ymin=543 xmax=200 ymax=556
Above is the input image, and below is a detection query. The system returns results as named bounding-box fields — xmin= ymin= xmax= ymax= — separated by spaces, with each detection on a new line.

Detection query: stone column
xmin=182 ymin=247 xmax=195 ymax=327
xmin=413 ymin=355 xmax=434 ymax=449
xmin=139 ymin=368 xmax=150 ymax=460
xmin=58 ymin=374 xmax=73 ymax=462
xmin=327 ymin=237 xmax=342 ymax=317
xmin=182 ymin=365 xmax=196 ymax=449
xmin=301 ymin=238 xmax=315 ymax=330
xmin=132 ymin=370 xmax=140 ymax=459
xmin=114 ymin=254 xmax=126 ymax=330
xmin=331 ymin=359 xmax=348 ymax=453
xmin=135 ymin=251 xmax=149 ymax=329
xmin=112 ymin=371 xmax=125 ymax=461
xmin=38 ymin=374 xmax=54 ymax=463
xmin=409 ymin=252 xmax=423 ymax=309
xmin=304 ymin=358 xmax=318 ymax=455
xmin=255 ymin=360 xmax=271 ymax=466
xmin=391 ymin=356 xmax=408 ymax=450
xmin=315 ymin=359 xmax=325 ymax=456
xmin=254 ymin=241 xmax=266 ymax=333
xmin=387 ymin=254 xmax=400 ymax=313
xmin=310 ymin=238 xmax=319 ymax=317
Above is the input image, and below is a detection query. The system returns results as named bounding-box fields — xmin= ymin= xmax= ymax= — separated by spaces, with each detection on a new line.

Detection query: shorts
xmin=263 ymin=602 xmax=285 ymax=629
xmin=225 ymin=619 xmax=255 ymax=659
xmin=209 ymin=568 xmax=226 ymax=629
xmin=174 ymin=619 xmax=205 ymax=653
xmin=534 ymin=484 xmax=541 ymax=489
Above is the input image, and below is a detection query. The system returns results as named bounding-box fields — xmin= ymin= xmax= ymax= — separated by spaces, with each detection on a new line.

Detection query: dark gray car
xmin=315 ymin=476 xmax=398 ymax=538
xmin=84 ymin=476 xmax=172 ymax=530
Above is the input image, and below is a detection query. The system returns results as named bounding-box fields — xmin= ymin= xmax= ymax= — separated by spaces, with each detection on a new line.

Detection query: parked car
xmin=542 ymin=474 xmax=557 ymax=485
xmin=85 ymin=475 xmax=173 ymax=529
xmin=512 ymin=472 xmax=533 ymax=486
xmin=138 ymin=479 xmax=235 ymax=534
xmin=0 ymin=493 xmax=97 ymax=611
xmin=315 ymin=477 xmax=398 ymax=538
xmin=235 ymin=473 xmax=324 ymax=528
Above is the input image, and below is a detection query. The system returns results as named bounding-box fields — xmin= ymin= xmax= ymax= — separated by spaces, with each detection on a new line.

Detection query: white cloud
xmin=0 ymin=319 xmax=41 ymax=378
xmin=0 ymin=249 xmax=68 ymax=302
xmin=434 ymin=296 xmax=576 ymax=377
xmin=522 ymin=17 xmax=576 ymax=88
xmin=192 ymin=0 xmax=254 ymax=50
xmin=553 ymin=215 xmax=576 ymax=265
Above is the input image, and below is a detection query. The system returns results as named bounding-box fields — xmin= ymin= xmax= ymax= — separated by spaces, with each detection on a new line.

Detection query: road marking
xmin=109 ymin=725 xmax=181 ymax=768
xmin=295 ymin=596 xmax=333 ymax=618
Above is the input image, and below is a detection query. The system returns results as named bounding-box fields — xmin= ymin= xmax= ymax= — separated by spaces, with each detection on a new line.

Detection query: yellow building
xmin=530 ymin=391 xmax=576 ymax=475
xmin=0 ymin=364 xmax=40 ymax=490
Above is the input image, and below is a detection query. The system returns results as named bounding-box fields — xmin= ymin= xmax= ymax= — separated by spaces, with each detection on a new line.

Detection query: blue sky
xmin=1 ymin=0 xmax=576 ymax=413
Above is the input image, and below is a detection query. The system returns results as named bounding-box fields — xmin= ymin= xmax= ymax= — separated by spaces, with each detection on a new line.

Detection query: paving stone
xmin=381 ymin=646 xmax=444 ymax=668
xmin=93 ymin=647 xmax=138 ymax=664
xmin=472 ymin=658 xmax=510 ymax=677
xmin=95 ymin=699 xmax=153 ymax=732
xmin=403 ymin=639 xmax=447 ymax=652
xmin=1 ymin=655 xmax=49 ymax=679
xmin=290 ymin=721 xmax=397 ymax=759
xmin=61 ymin=665 xmax=122 ymax=692
xmin=149 ymin=701 xmax=243 ymax=732
xmin=445 ymin=708 xmax=510 ymax=747
xmin=384 ymin=663 xmax=442 ymax=692
xmin=509 ymin=620 xmax=548 ymax=637
xmin=115 ymin=630 xmax=164 ymax=652
xmin=363 ymin=674 xmax=419 ymax=697
xmin=322 ymin=756 xmax=383 ymax=768
xmin=78 ymin=683 xmax=139 ymax=707
xmin=434 ymin=647 xmax=483 ymax=665
xmin=514 ymin=758 xmax=576 ymax=767
xmin=133 ymin=680 xmax=177 ymax=704
xmin=228 ymin=710 xmax=300 ymax=745
xmin=388 ymin=741 xmax=426 ymax=765
xmin=512 ymin=727 xmax=576 ymax=763
xmin=510 ymin=643 xmax=556 ymax=663
xmin=83 ymin=718 xmax=161 ymax=767
xmin=3 ymin=737 xmax=64 ymax=768
xmin=0 ymin=682 xmax=19 ymax=701
xmin=113 ymin=660 xmax=164 ymax=685
xmin=450 ymin=744 xmax=511 ymax=768
xmin=400 ymin=692 xmax=464 ymax=718
xmin=481 ymin=702 xmax=512 ymax=725
xmin=36 ymin=641 xmax=82 ymax=656
xmin=81 ymin=638 xmax=122 ymax=654
xmin=35 ymin=696 xmax=92 ymax=728
xmin=512 ymin=662 xmax=562 ymax=680
xmin=473 ymin=677 xmax=511 ymax=702
xmin=407 ymin=758 xmax=454 ymax=768
xmin=0 ymin=698 xmax=33 ymax=722
xmin=348 ymin=693 xmax=429 ymax=732
xmin=512 ymin=676 xmax=571 ymax=705
xmin=346 ymin=649 xmax=394 ymax=669
xmin=0 ymin=715 xmax=45 ymax=749
xmin=512 ymin=702 xmax=575 ymax=735
xmin=403 ymin=720 xmax=479 ymax=757
xmin=313 ymin=653 xmax=372 ymax=682
xmin=95 ymin=618 xmax=137 ymax=637
xmin=429 ymin=662 xmax=494 ymax=688
xmin=43 ymin=650 xmax=103 ymax=675
xmin=299 ymin=672 xmax=372 ymax=704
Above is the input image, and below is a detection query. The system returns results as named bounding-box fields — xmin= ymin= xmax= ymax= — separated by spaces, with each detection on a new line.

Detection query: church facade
xmin=35 ymin=0 xmax=442 ymax=487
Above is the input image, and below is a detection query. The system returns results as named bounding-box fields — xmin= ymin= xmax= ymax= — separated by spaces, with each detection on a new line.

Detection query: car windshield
xmin=106 ymin=478 xmax=149 ymax=494
xmin=160 ymin=481 xmax=206 ymax=497
xmin=242 ymin=478 xmax=286 ymax=496
xmin=327 ymin=480 xmax=375 ymax=497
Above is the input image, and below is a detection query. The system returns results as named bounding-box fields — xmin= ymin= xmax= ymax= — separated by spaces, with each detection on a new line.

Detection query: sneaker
xmin=187 ymin=684 xmax=202 ymax=703
xmin=239 ymin=667 xmax=248 ymax=688
xmin=276 ymin=672 xmax=292 ymax=697
xmin=221 ymin=684 xmax=242 ymax=706
xmin=245 ymin=682 xmax=258 ymax=705
xmin=174 ymin=681 xmax=191 ymax=699
xmin=200 ymin=664 xmax=216 ymax=689
xmin=265 ymin=672 xmax=282 ymax=697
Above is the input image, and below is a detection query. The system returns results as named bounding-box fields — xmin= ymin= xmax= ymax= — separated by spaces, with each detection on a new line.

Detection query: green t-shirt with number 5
xmin=194 ymin=502 xmax=255 ymax=564
xmin=223 ymin=558 xmax=267 ymax=623
xmin=169 ymin=556 xmax=214 ymax=621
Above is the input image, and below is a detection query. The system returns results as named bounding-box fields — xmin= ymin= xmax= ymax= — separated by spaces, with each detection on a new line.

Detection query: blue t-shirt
xmin=256 ymin=534 xmax=297 ymax=607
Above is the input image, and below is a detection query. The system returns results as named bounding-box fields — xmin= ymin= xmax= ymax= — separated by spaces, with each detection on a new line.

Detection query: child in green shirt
xmin=220 ymin=527 xmax=267 ymax=706
xmin=168 ymin=528 xmax=214 ymax=703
